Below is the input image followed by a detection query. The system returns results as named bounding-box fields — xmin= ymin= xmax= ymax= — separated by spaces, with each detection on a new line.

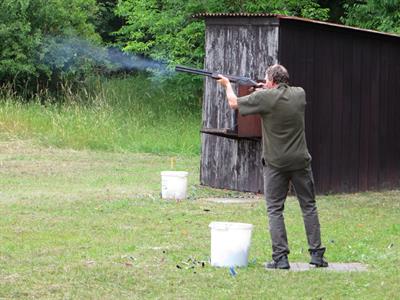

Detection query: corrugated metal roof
xmin=194 ymin=13 xmax=278 ymax=18
xmin=193 ymin=13 xmax=400 ymax=39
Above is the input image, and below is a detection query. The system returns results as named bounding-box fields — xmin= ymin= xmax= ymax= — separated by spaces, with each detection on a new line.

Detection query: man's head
xmin=265 ymin=64 xmax=289 ymax=88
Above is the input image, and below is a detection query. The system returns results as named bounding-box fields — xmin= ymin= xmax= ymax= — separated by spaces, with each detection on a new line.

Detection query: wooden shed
xmin=196 ymin=13 xmax=400 ymax=194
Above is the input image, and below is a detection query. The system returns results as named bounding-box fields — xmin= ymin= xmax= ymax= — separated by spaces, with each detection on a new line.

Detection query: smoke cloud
xmin=42 ymin=36 xmax=169 ymax=75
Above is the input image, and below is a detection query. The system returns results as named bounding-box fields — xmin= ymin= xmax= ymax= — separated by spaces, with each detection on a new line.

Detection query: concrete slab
xmin=265 ymin=262 xmax=368 ymax=272
xmin=202 ymin=197 xmax=261 ymax=204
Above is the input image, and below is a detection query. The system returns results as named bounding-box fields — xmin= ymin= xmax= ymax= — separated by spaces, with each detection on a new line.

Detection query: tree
xmin=115 ymin=0 xmax=330 ymax=67
xmin=0 ymin=0 xmax=100 ymax=94
xmin=93 ymin=0 xmax=125 ymax=44
xmin=343 ymin=0 xmax=400 ymax=34
xmin=317 ymin=0 xmax=353 ymax=22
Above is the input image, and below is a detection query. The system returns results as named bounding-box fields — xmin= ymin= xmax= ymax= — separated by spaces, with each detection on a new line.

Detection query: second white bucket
xmin=161 ymin=171 xmax=188 ymax=200
xmin=209 ymin=221 xmax=253 ymax=267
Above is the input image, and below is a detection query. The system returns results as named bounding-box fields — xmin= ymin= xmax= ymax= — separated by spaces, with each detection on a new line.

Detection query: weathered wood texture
xmin=200 ymin=18 xmax=279 ymax=192
xmin=200 ymin=16 xmax=400 ymax=194
xmin=279 ymin=19 xmax=400 ymax=193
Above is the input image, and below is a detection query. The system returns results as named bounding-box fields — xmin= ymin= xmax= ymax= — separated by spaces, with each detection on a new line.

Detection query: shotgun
xmin=175 ymin=65 xmax=263 ymax=87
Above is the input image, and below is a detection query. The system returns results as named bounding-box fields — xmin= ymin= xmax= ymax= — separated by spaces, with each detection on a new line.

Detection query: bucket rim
xmin=161 ymin=171 xmax=189 ymax=177
xmin=209 ymin=221 xmax=253 ymax=230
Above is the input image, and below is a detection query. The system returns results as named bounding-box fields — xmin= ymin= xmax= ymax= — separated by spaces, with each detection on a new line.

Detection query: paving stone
xmin=265 ymin=262 xmax=368 ymax=272
xmin=202 ymin=197 xmax=261 ymax=204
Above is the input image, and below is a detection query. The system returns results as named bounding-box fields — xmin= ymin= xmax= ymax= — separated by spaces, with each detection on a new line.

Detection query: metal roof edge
xmin=278 ymin=15 xmax=400 ymax=39
xmin=193 ymin=13 xmax=279 ymax=18
xmin=192 ymin=13 xmax=400 ymax=39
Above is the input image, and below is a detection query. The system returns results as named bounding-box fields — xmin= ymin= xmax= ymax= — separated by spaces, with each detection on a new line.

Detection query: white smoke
xmin=42 ymin=36 xmax=169 ymax=74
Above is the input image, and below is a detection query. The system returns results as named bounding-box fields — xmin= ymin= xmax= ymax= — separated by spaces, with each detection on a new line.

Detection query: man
xmin=217 ymin=64 xmax=328 ymax=270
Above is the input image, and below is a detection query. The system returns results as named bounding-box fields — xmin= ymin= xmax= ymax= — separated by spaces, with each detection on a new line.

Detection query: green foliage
xmin=115 ymin=0 xmax=329 ymax=67
xmin=93 ymin=0 xmax=124 ymax=44
xmin=0 ymin=0 xmax=100 ymax=94
xmin=0 ymin=74 xmax=202 ymax=155
xmin=343 ymin=0 xmax=400 ymax=34
xmin=317 ymin=0 xmax=351 ymax=22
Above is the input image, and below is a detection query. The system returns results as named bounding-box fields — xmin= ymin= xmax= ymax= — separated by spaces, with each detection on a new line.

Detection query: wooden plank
xmin=377 ymin=42 xmax=390 ymax=189
xmin=237 ymin=85 xmax=262 ymax=138
xmin=394 ymin=44 xmax=400 ymax=189
xmin=236 ymin=140 xmax=264 ymax=192
xmin=358 ymin=36 xmax=371 ymax=192
xmin=366 ymin=38 xmax=380 ymax=190
xmin=376 ymin=41 xmax=400 ymax=190
xmin=312 ymin=28 xmax=333 ymax=193
xmin=237 ymin=114 xmax=262 ymax=138
xmin=385 ymin=43 xmax=400 ymax=189
xmin=348 ymin=36 xmax=362 ymax=192
xmin=303 ymin=28 xmax=315 ymax=171
xmin=340 ymin=33 xmax=356 ymax=193
xmin=329 ymin=31 xmax=345 ymax=193
xmin=200 ymin=128 xmax=237 ymax=139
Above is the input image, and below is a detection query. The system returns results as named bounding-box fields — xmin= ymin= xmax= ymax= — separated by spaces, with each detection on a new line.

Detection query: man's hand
xmin=255 ymin=82 xmax=267 ymax=90
xmin=216 ymin=74 xmax=230 ymax=88
xmin=249 ymin=83 xmax=267 ymax=93
xmin=216 ymin=74 xmax=238 ymax=109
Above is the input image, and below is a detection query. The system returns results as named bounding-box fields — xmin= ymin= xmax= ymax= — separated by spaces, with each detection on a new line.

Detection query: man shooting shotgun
xmin=216 ymin=64 xmax=328 ymax=270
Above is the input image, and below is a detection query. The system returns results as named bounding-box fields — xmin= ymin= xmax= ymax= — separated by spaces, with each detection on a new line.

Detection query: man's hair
xmin=266 ymin=64 xmax=289 ymax=84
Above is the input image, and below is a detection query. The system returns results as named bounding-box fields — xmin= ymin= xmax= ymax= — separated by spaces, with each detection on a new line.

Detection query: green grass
xmin=0 ymin=74 xmax=202 ymax=155
xmin=0 ymin=140 xmax=399 ymax=299
xmin=0 ymin=77 xmax=399 ymax=298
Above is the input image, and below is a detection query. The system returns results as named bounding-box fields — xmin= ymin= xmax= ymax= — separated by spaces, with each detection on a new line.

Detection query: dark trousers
xmin=263 ymin=164 xmax=322 ymax=260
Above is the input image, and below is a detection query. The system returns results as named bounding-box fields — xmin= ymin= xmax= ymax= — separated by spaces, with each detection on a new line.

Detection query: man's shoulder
xmin=246 ymin=88 xmax=275 ymax=101
xmin=287 ymin=85 xmax=305 ymax=93
xmin=251 ymin=85 xmax=305 ymax=97
xmin=283 ymin=86 xmax=305 ymax=100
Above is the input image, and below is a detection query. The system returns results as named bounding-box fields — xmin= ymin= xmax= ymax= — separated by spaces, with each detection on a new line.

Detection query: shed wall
xmin=200 ymin=19 xmax=279 ymax=192
xmin=200 ymin=16 xmax=400 ymax=194
xmin=279 ymin=20 xmax=400 ymax=193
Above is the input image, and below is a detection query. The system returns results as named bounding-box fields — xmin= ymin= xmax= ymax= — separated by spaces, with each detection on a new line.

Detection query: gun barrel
xmin=175 ymin=65 xmax=259 ymax=86
xmin=175 ymin=65 xmax=213 ymax=77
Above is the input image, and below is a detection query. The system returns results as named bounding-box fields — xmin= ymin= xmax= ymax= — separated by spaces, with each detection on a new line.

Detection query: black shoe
xmin=309 ymin=247 xmax=329 ymax=267
xmin=265 ymin=255 xmax=290 ymax=269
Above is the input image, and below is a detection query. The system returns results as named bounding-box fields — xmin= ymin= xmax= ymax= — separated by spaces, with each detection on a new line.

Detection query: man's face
xmin=264 ymin=73 xmax=275 ymax=89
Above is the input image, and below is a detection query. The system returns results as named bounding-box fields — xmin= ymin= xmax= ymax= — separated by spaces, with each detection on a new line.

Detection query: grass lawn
xmin=0 ymin=140 xmax=399 ymax=299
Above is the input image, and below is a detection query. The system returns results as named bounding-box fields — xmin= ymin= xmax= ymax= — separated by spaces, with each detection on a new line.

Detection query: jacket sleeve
xmin=237 ymin=89 xmax=272 ymax=116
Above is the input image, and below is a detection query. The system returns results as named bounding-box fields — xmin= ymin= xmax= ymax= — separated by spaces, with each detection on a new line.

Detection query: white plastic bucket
xmin=161 ymin=171 xmax=188 ymax=200
xmin=209 ymin=222 xmax=253 ymax=267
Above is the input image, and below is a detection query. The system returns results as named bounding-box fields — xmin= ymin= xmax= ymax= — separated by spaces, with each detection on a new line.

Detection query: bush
xmin=343 ymin=0 xmax=400 ymax=34
xmin=115 ymin=0 xmax=329 ymax=67
xmin=0 ymin=0 xmax=100 ymax=95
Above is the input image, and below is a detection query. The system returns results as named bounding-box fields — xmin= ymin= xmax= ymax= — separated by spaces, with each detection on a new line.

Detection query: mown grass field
xmin=0 ymin=77 xmax=399 ymax=299
xmin=0 ymin=139 xmax=399 ymax=299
